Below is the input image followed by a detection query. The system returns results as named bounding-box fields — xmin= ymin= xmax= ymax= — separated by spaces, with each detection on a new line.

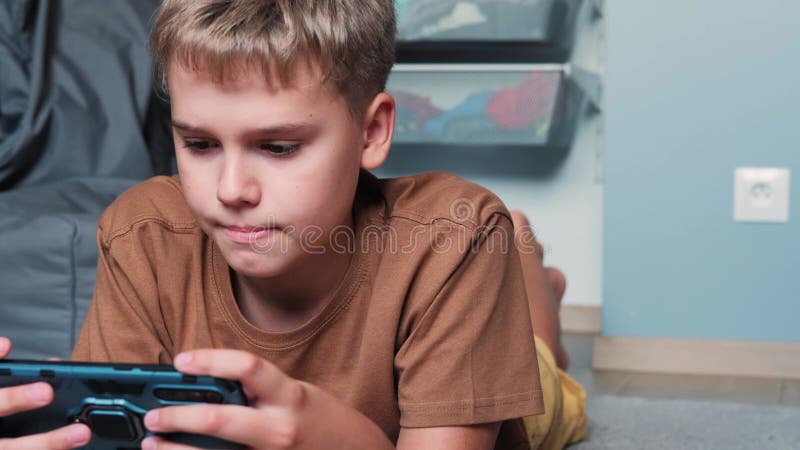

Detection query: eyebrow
xmin=171 ymin=120 xmax=320 ymax=137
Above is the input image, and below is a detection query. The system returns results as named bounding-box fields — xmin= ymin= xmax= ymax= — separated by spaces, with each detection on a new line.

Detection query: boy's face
xmin=167 ymin=60 xmax=375 ymax=278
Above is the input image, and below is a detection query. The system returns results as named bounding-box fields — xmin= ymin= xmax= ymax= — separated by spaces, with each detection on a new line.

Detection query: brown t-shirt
xmin=72 ymin=170 xmax=543 ymax=449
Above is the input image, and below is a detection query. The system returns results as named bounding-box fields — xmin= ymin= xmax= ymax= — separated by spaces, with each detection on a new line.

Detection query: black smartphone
xmin=0 ymin=359 xmax=248 ymax=449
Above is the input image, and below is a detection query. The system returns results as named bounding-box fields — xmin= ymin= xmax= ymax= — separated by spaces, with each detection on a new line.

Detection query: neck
xmin=232 ymin=240 xmax=355 ymax=332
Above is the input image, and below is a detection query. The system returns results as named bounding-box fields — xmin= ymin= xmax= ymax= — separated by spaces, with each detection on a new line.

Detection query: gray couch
xmin=0 ymin=0 xmax=171 ymax=359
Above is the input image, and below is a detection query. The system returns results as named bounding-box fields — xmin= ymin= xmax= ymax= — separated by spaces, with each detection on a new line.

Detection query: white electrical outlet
xmin=733 ymin=167 xmax=790 ymax=223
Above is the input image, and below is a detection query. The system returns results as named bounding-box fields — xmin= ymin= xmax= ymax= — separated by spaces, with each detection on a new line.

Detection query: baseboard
xmin=593 ymin=336 xmax=800 ymax=380
xmin=560 ymin=305 xmax=601 ymax=333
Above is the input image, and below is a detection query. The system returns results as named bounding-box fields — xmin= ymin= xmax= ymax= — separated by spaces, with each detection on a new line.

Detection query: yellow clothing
xmin=524 ymin=336 xmax=588 ymax=449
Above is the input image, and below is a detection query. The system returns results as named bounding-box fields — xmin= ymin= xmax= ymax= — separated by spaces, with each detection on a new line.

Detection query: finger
xmin=140 ymin=436 xmax=199 ymax=450
xmin=0 ymin=382 xmax=53 ymax=417
xmin=173 ymin=350 xmax=296 ymax=405
xmin=0 ymin=423 xmax=91 ymax=450
xmin=145 ymin=403 xmax=294 ymax=449
xmin=0 ymin=337 xmax=10 ymax=358
xmin=47 ymin=357 xmax=62 ymax=362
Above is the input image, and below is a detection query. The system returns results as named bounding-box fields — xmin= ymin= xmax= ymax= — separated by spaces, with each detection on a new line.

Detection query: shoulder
xmin=376 ymin=171 xmax=511 ymax=230
xmin=97 ymin=175 xmax=199 ymax=248
xmin=363 ymin=172 xmax=518 ymax=312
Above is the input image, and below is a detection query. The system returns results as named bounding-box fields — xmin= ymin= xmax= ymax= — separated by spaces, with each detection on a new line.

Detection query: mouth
xmin=222 ymin=224 xmax=280 ymax=244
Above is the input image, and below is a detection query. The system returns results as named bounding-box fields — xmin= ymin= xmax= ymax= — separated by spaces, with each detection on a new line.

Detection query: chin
xmin=221 ymin=244 xmax=295 ymax=279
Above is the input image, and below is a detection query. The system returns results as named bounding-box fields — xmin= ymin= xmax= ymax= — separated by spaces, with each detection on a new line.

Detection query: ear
xmin=360 ymin=92 xmax=395 ymax=170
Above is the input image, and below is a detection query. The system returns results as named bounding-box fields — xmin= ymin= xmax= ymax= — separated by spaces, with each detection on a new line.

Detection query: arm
xmin=396 ymin=423 xmax=501 ymax=450
xmin=393 ymin=212 xmax=543 ymax=430
xmin=139 ymin=349 xmax=395 ymax=450
xmin=72 ymin=223 xmax=171 ymax=363
xmin=139 ymin=349 xmax=500 ymax=450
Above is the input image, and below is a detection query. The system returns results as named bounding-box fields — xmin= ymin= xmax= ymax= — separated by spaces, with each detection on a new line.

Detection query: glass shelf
xmin=395 ymin=0 xmax=591 ymax=62
xmin=387 ymin=63 xmax=600 ymax=149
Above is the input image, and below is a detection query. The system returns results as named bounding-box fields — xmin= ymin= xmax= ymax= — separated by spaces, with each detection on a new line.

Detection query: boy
xmin=0 ymin=1 xmax=586 ymax=449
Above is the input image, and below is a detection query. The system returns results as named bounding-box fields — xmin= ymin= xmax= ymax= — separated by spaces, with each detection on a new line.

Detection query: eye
xmin=182 ymin=139 xmax=219 ymax=153
xmin=260 ymin=143 xmax=300 ymax=156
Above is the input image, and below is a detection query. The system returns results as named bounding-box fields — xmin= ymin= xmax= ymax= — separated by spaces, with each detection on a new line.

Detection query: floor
xmin=562 ymin=332 xmax=800 ymax=407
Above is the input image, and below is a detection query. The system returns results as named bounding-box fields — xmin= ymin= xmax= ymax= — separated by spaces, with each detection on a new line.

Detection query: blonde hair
xmin=150 ymin=0 xmax=396 ymax=118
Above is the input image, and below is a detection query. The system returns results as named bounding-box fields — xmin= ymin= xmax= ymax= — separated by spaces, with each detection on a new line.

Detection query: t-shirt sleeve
xmin=71 ymin=223 xmax=172 ymax=364
xmin=395 ymin=212 xmax=544 ymax=428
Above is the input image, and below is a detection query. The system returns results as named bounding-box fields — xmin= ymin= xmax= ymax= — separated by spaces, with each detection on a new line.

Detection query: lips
xmin=222 ymin=224 xmax=279 ymax=244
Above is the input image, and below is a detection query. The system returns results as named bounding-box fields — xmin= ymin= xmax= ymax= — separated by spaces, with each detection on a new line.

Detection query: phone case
xmin=0 ymin=359 xmax=247 ymax=449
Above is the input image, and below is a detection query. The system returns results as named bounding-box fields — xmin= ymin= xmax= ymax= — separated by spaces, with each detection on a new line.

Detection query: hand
xmin=141 ymin=349 xmax=393 ymax=450
xmin=0 ymin=337 xmax=91 ymax=450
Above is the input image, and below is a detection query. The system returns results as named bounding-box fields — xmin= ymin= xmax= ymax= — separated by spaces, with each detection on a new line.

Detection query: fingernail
xmin=174 ymin=352 xmax=192 ymax=366
xmin=0 ymin=337 xmax=9 ymax=353
xmin=142 ymin=438 xmax=157 ymax=450
xmin=67 ymin=425 xmax=90 ymax=446
xmin=26 ymin=383 xmax=50 ymax=404
xmin=144 ymin=410 xmax=159 ymax=428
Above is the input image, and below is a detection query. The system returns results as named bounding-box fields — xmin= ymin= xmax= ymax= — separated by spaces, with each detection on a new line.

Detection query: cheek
xmin=181 ymin=181 xmax=209 ymax=217
xmin=177 ymin=161 xmax=214 ymax=213
xmin=282 ymin=174 xmax=343 ymax=226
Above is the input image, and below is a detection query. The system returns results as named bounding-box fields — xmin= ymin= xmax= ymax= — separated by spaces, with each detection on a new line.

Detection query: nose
xmin=216 ymin=152 xmax=261 ymax=207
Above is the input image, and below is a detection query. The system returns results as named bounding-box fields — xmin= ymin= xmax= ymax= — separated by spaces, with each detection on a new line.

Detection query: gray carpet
xmin=568 ymin=395 xmax=800 ymax=450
